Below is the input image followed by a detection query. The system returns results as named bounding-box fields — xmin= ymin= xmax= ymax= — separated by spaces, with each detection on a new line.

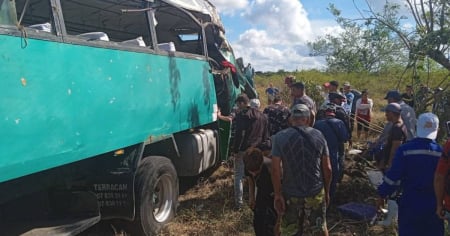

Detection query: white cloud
xmin=209 ymin=0 xmax=249 ymax=15
xmin=242 ymin=0 xmax=313 ymax=44
xmin=231 ymin=29 xmax=326 ymax=72
xmin=224 ymin=1 xmax=339 ymax=72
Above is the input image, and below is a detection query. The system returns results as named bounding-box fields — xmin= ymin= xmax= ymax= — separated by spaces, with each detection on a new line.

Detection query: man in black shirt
xmin=401 ymin=85 xmax=414 ymax=108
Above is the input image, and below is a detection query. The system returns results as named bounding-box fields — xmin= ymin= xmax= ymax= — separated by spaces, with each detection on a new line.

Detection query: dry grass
xmin=159 ymin=165 xmax=254 ymax=236
xmin=160 ymin=145 xmax=403 ymax=236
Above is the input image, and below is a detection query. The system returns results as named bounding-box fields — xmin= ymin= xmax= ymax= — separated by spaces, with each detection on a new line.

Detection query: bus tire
xmin=131 ymin=156 xmax=178 ymax=235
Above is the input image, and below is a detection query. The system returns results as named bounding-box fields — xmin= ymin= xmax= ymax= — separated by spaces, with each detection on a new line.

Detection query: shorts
xmin=281 ymin=189 xmax=327 ymax=235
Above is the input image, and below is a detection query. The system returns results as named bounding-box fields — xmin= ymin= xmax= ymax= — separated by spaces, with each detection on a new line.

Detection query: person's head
xmin=361 ymin=89 xmax=369 ymax=99
xmin=269 ymin=83 xmax=273 ymax=88
xmin=290 ymin=82 xmax=305 ymax=98
xmin=273 ymin=95 xmax=282 ymax=104
xmin=329 ymin=80 xmax=339 ymax=92
xmin=343 ymin=82 xmax=351 ymax=93
xmin=383 ymin=103 xmax=402 ymax=122
xmin=250 ymin=98 xmax=261 ymax=109
xmin=406 ymin=85 xmax=413 ymax=94
xmin=289 ymin=104 xmax=310 ymax=126
xmin=243 ymin=147 xmax=264 ymax=176
xmin=284 ymin=75 xmax=296 ymax=87
xmin=324 ymin=103 xmax=336 ymax=117
xmin=235 ymin=93 xmax=250 ymax=109
xmin=328 ymin=92 xmax=345 ymax=105
xmin=384 ymin=90 xmax=402 ymax=103
xmin=416 ymin=113 xmax=439 ymax=140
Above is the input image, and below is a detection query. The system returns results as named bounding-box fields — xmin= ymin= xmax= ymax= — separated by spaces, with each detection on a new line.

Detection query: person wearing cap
xmin=314 ymin=103 xmax=349 ymax=201
xmin=327 ymin=92 xmax=352 ymax=181
xmin=271 ymin=104 xmax=332 ymax=236
xmin=329 ymin=80 xmax=339 ymax=93
xmin=250 ymin=98 xmax=261 ymax=109
xmin=377 ymin=113 xmax=443 ymax=236
xmin=379 ymin=103 xmax=407 ymax=170
xmin=290 ymin=82 xmax=316 ymax=126
xmin=401 ymin=85 xmax=414 ymax=108
xmin=321 ymin=82 xmax=330 ymax=101
xmin=231 ymin=93 xmax=269 ymax=210
xmin=375 ymin=103 xmax=407 ymax=226
xmin=385 ymin=89 xmax=417 ymax=141
xmin=342 ymin=82 xmax=354 ymax=115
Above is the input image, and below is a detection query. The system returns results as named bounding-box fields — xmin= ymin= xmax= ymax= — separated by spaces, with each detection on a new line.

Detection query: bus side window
xmin=60 ymin=0 xmax=153 ymax=48
xmin=15 ymin=0 xmax=53 ymax=34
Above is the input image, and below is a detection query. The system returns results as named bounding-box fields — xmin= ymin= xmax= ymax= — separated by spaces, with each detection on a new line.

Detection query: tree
xmin=335 ymin=0 xmax=450 ymax=141
xmin=308 ymin=4 xmax=408 ymax=73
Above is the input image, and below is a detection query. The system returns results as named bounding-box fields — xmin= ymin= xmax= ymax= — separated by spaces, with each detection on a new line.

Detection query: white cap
xmin=417 ymin=112 xmax=439 ymax=140
xmin=250 ymin=98 xmax=261 ymax=109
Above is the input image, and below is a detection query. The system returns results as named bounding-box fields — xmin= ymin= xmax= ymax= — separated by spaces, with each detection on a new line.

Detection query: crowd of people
xmin=218 ymin=76 xmax=449 ymax=236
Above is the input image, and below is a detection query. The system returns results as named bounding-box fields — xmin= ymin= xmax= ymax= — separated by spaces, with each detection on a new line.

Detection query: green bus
xmin=0 ymin=0 xmax=256 ymax=234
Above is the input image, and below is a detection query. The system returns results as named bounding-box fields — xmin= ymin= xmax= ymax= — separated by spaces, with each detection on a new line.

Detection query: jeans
xmin=234 ymin=151 xmax=245 ymax=206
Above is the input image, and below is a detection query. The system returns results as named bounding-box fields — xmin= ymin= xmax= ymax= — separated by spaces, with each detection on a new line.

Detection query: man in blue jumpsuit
xmin=377 ymin=113 xmax=444 ymax=235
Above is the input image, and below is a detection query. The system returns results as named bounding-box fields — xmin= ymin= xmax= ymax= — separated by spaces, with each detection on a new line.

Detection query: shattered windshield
xmin=0 ymin=0 xmax=17 ymax=26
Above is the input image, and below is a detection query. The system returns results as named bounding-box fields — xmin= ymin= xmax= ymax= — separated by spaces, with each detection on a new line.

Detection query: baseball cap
xmin=323 ymin=82 xmax=330 ymax=88
xmin=417 ymin=113 xmax=439 ymax=139
xmin=328 ymin=92 xmax=345 ymax=100
xmin=290 ymin=104 xmax=310 ymax=118
xmin=343 ymin=82 xmax=351 ymax=87
xmin=384 ymin=90 xmax=402 ymax=100
xmin=324 ymin=103 xmax=336 ymax=116
xmin=383 ymin=103 xmax=402 ymax=114
xmin=250 ymin=98 xmax=261 ymax=108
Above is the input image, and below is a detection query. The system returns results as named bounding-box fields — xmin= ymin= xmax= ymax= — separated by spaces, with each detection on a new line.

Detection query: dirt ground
xmin=159 ymin=141 xmax=400 ymax=236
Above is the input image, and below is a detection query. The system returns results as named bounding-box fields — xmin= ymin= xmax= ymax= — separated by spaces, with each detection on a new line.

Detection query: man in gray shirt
xmin=271 ymin=104 xmax=332 ymax=236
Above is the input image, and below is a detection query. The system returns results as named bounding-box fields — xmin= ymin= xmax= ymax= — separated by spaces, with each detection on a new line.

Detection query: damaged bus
xmin=0 ymin=0 xmax=256 ymax=235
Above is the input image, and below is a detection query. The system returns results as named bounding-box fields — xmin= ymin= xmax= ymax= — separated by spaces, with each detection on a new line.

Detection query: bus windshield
xmin=0 ymin=0 xmax=17 ymax=26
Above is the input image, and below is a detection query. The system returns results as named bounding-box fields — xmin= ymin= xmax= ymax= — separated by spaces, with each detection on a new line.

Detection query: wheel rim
xmin=152 ymin=173 xmax=174 ymax=223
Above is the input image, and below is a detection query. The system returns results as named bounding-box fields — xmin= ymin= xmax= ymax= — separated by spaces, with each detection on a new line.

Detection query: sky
xmin=208 ymin=0 xmax=406 ymax=72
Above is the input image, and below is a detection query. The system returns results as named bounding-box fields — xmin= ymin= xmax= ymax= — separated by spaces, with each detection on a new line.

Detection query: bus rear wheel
xmin=131 ymin=156 xmax=178 ymax=236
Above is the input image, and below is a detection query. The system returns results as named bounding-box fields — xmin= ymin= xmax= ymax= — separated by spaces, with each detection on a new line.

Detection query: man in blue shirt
xmin=377 ymin=113 xmax=443 ymax=236
xmin=314 ymin=103 xmax=349 ymax=201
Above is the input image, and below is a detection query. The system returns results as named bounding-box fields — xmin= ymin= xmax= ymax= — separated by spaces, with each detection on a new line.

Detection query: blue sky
xmin=209 ymin=0 xmax=404 ymax=72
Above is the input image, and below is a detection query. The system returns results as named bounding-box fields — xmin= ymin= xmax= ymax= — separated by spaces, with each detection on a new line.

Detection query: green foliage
xmin=308 ymin=3 xmax=408 ymax=73
xmin=255 ymin=69 xmax=449 ymax=143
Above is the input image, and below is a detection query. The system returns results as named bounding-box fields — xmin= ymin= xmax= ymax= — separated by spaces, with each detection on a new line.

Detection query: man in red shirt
xmin=434 ymin=135 xmax=450 ymax=220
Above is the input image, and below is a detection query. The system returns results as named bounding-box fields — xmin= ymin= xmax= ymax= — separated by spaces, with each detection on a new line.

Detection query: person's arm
xmin=309 ymin=110 xmax=316 ymax=127
xmin=217 ymin=109 xmax=232 ymax=122
xmin=321 ymin=154 xmax=332 ymax=207
xmin=387 ymin=140 xmax=402 ymax=168
xmin=434 ymin=168 xmax=446 ymax=219
xmin=248 ymin=176 xmax=256 ymax=210
xmin=378 ymin=148 xmax=405 ymax=207
xmin=271 ymin=156 xmax=285 ymax=215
